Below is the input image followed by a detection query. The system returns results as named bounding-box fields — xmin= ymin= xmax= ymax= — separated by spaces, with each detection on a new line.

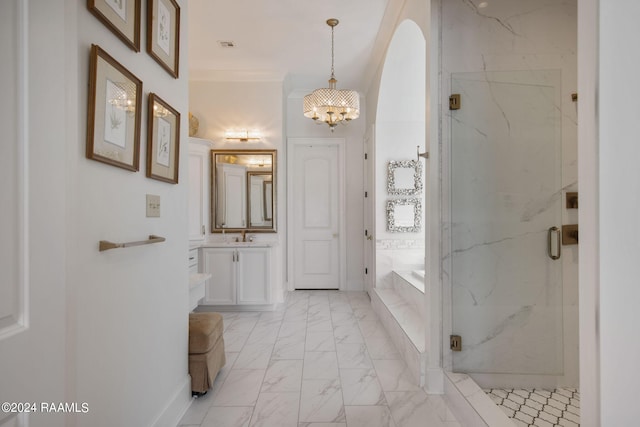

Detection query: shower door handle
xmin=547 ymin=226 xmax=561 ymax=260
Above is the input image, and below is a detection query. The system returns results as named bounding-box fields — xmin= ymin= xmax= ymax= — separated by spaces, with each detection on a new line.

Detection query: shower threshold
xmin=444 ymin=372 xmax=580 ymax=427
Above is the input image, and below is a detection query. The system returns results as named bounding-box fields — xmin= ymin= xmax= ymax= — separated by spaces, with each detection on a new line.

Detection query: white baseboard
xmin=444 ymin=372 xmax=514 ymax=427
xmin=151 ymin=375 xmax=192 ymax=427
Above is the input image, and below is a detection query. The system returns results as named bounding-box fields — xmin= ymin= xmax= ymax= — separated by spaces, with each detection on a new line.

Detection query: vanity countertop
xmin=189 ymin=273 xmax=211 ymax=289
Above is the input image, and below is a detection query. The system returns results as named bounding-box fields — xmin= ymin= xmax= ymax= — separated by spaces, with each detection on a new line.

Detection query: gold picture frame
xmin=146 ymin=93 xmax=180 ymax=183
xmin=147 ymin=0 xmax=180 ymax=78
xmin=86 ymin=44 xmax=143 ymax=171
xmin=88 ymin=0 xmax=141 ymax=51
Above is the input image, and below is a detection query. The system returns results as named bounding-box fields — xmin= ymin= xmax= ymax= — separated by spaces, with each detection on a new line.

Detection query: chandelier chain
xmin=331 ymin=24 xmax=335 ymax=79
xmin=302 ymin=18 xmax=360 ymax=130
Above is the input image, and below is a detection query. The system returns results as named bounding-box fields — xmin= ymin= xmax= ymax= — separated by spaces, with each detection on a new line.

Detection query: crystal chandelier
xmin=303 ymin=19 xmax=360 ymax=131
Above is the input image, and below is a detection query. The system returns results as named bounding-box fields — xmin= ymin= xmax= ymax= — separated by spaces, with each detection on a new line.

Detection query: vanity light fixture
xmin=224 ymin=130 xmax=262 ymax=141
xmin=303 ymin=19 xmax=360 ymax=131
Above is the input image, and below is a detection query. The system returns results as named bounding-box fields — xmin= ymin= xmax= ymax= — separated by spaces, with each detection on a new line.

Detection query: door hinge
xmin=365 ymin=191 xmax=368 ymax=198
xmin=365 ymin=229 xmax=368 ymax=236
xmin=450 ymin=335 xmax=462 ymax=351
xmin=365 ymin=268 xmax=368 ymax=274
xmin=449 ymin=94 xmax=461 ymax=110
xmin=364 ymin=153 xmax=368 ymax=160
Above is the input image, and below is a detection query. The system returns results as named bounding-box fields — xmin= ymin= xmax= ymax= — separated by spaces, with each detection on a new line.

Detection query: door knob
xmin=367 ymin=235 xmax=373 ymax=240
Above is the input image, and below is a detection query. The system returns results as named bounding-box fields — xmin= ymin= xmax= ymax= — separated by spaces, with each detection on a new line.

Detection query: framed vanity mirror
xmin=386 ymin=198 xmax=422 ymax=232
xmin=387 ymin=160 xmax=423 ymax=195
xmin=211 ymin=149 xmax=277 ymax=232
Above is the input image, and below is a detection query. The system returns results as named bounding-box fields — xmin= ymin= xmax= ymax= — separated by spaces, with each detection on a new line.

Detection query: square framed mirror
xmin=387 ymin=160 xmax=423 ymax=195
xmin=211 ymin=149 xmax=276 ymax=232
xmin=386 ymin=198 xmax=422 ymax=232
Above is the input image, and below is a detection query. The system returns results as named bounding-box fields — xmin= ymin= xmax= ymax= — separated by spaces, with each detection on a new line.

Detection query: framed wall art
xmin=146 ymin=93 xmax=180 ymax=183
xmin=88 ymin=0 xmax=141 ymax=51
xmin=86 ymin=44 xmax=142 ymax=171
xmin=147 ymin=0 xmax=180 ymax=78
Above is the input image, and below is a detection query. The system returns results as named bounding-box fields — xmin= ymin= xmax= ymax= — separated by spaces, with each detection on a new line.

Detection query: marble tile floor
xmin=485 ymin=388 xmax=580 ymax=427
xmin=180 ymin=291 xmax=460 ymax=427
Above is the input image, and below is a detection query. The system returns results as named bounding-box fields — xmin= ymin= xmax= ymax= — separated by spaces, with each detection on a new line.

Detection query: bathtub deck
xmin=371 ymin=270 xmax=427 ymax=386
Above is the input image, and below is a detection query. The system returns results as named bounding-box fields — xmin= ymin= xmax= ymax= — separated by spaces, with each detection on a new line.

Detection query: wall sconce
xmin=224 ymin=129 xmax=262 ymax=141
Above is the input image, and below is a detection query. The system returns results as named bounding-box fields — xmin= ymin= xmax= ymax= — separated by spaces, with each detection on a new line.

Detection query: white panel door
xmin=0 ymin=1 xmax=67 ymax=426
xmin=292 ymin=145 xmax=340 ymax=289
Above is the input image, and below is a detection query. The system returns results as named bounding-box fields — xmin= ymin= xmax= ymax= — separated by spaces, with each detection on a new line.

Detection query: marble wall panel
xmin=439 ymin=0 xmax=578 ymax=385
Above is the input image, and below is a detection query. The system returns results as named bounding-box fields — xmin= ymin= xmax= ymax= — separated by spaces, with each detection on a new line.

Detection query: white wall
xmin=189 ymin=81 xmax=284 ymax=146
xmin=598 ymin=1 xmax=640 ymax=424
xmin=65 ymin=0 xmax=191 ymax=425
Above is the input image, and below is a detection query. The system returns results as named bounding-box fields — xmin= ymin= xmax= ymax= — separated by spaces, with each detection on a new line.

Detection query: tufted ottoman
xmin=188 ymin=312 xmax=226 ymax=394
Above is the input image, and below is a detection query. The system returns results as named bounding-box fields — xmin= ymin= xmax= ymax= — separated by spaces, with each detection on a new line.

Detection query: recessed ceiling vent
xmin=218 ymin=41 xmax=235 ymax=48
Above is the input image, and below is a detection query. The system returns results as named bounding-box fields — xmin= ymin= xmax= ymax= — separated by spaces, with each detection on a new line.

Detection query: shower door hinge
xmin=449 ymin=94 xmax=461 ymax=110
xmin=450 ymin=335 xmax=462 ymax=351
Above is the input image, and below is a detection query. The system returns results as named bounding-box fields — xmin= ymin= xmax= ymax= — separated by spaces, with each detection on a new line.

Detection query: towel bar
xmin=99 ymin=235 xmax=166 ymax=252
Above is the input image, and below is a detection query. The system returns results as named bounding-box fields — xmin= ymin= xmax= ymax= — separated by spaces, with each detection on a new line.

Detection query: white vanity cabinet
xmin=202 ymin=246 xmax=271 ymax=305
xmin=188 ymin=138 xmax=212 ymax=241
xmin=188 ymin=248 xmax=208 ymax=311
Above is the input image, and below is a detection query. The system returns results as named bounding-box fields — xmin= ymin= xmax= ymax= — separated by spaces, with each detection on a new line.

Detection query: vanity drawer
xmin=188 ymin=249 xmax=199 ymax=268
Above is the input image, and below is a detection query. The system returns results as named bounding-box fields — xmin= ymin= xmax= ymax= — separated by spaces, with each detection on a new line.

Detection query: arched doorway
xmin=369 ymin=19 xmax=428 ymax=386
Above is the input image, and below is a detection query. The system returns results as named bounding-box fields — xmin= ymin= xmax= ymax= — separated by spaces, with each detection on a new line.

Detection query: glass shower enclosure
xmin=450 ymin=70 xmax=564 ymax=379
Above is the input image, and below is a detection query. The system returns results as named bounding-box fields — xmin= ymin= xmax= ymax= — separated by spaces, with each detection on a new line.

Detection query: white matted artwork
xmin=147 ymin=0 xmax=180 ymax=78
xmin=88 ymin=0 xmax=140 ymax=51
xmin=103 ymin=79 xmax=127 ymax=148
xmin=146 ymin=93 xmax=180 ymax=183
xmin=86 ymin=45 xmax=142 ymax=171
xmin=156 ymin=117 xmax=171 ymax=167
xmin=157 ymin=0 xmax=171 ymax=55
xmin=105 ymin=0 xmax=127 ymax=20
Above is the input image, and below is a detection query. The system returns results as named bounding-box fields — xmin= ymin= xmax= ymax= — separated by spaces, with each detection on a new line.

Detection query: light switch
xmin=146 ymin=194 xmax=160 ymax=217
